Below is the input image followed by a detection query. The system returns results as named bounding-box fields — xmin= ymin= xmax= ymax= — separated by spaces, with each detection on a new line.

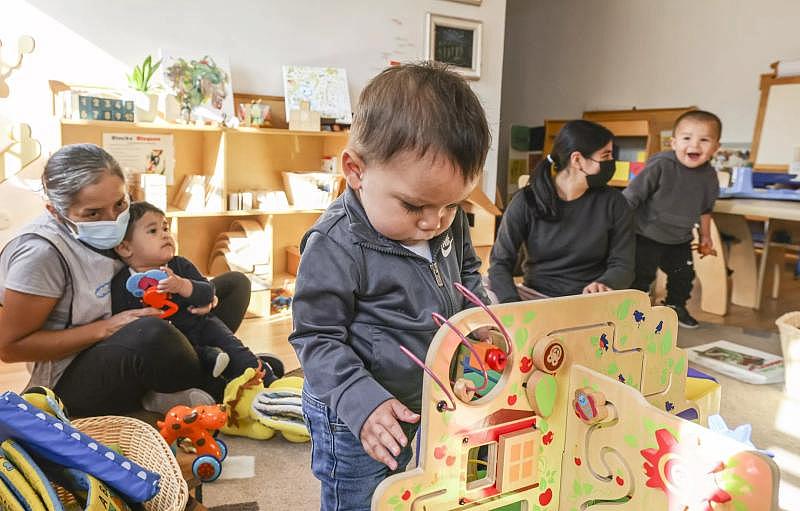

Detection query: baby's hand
xmin=157 ymin=266 xmax=192 ymax=297
xmin=360 ymin=399 xmax=420 ymax=470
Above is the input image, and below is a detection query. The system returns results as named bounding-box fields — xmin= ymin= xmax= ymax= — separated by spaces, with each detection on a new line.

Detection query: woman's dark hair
xmin=42 ymin=143 xmax=125 ymax=214
xmin=524 ymin=120 xmax=613 ymax=220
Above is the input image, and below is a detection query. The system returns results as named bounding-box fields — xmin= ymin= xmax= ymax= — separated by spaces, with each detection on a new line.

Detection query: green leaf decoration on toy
xmin=523 ymin=311 xmax=536 ymax=323
xmin=534 ymin=374 xmax=557 ymax=417
xmin=660 ymin=331 xmax=672 ymax=355
xmin=644 ymin=417 xmax=657 ymax=435
xmin=501 ymin=314 xmax=514 ymax=328
xmin=515 ymin=328 xmax=528 ymax=351
xmin=582 ymin=483 xmax=594 ymax=494
xmin=441 ymin=411 xmax=452 ymax=426
xmin=647 ymin=340 xmax=657 ymax=354
xmin=572 ymin=478 xmax=581 ymax=497
xmin=590 ymin=335 xmax=598 ymax=347
xmin=660 ymin=367 xmax=669 ymax=385
xmin=667 ymin=358 xmax=674 ymax=368
xmin=413 ymin=483 xmax=423 ymax=493
xmin=618 ymin=334 xmax=628 ymax=347
xmin=616 ymin=299 xmax=633 ymax=320
xmin=673 ymin=356 xmax=686 ymax=375
xmin=388 ymin=495 xmax=400 ymax=505
xmin=732 ymin=501 xmax=748 ymax=511
xmin=623 ymin=434 xmax=638 ymax=448
xmin=538 ymin=418 xmax=549 ymax=433
xmin=718 ymin=470 xmax=751 ymax=496
xmin=606 ymin=362 xmax=619 ymax=376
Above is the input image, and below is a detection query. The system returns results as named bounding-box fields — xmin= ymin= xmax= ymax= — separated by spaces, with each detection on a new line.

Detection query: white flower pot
xmin=159 ymin=93 xmax=181 ymax=123
xmin=133 ymin=91 xmax=158 ymax=122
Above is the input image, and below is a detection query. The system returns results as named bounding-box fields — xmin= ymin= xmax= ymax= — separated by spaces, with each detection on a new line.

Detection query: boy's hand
xmin=582 ymin=281 xmax=612 ymax=294
xmin=157 ymin=266 xmax=192 ymax=297
xmin=697 ymin=237 xmax=717 ymax=258
xmin=360 ymin=399 xmax=420 ymax=470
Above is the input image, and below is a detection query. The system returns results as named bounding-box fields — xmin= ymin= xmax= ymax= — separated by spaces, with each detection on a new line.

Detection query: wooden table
xmin=712 ymin=198 xmax=800 ymax=310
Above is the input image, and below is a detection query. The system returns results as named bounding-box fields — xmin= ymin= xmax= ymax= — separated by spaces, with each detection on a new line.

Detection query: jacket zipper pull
xmin=429 ymin=262 xmax=444 ymax=287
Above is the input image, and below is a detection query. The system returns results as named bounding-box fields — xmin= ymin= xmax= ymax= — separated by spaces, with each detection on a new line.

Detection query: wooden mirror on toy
xmin=125 ymin=269 xmax=178 ymax=318
xmin=447 ymin=323 xmax=511 ymax=404
xmin=400 ymin=283 xmax=516 ymax=411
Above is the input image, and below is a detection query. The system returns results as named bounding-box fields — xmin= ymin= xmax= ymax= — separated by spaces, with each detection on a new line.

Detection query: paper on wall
xmin=102 ymin=133 xmax=175 ymax=185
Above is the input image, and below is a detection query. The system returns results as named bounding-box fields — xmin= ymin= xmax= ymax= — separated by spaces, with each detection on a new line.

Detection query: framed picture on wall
xmin=425 ymin=13 xmax=482 ymax=80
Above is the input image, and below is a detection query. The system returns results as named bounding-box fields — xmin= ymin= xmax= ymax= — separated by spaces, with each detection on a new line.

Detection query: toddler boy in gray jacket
xmin=289 ymin=62 xmax=491 ymax=511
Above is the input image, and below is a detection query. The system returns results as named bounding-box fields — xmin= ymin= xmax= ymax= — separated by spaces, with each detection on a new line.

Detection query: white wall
xmin=502 ymin=0 xmax=800 ymax=155
xmin=0 ymin=0 xmax=506 ymax=244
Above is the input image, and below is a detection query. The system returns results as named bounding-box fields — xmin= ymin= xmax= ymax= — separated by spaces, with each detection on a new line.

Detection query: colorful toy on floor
xmin=221 ymin=367 xmax=309 ymax=442
xmin=372 ymin=289 xmax=779 ymax=511
xmin=125 ymin=269 xmax=178 ymax=319
xmin=157 ymin=404 xmax=229 ymax=482
xmin=251 ymin=376 xmax=309 ymax=442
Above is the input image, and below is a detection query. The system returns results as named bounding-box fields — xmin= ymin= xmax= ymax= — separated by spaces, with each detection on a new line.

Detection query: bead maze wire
xmin=453 ymin=282 xmax=514 ymax=360
xmin=399 ymin=283 xmax=514 ymax=413
xmin=431 ymin=312 xmax=489 ymax=393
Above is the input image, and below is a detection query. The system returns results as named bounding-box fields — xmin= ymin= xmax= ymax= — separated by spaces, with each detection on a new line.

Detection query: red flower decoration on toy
xmin=641 ymin=429 xmax=731 ymax=510
xmin=542 ymin=431 xmax=554 ymax=445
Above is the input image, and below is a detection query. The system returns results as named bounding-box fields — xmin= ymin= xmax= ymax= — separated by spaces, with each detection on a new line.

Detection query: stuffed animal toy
xmin=221 ymin=367 xmax=309 ymax=442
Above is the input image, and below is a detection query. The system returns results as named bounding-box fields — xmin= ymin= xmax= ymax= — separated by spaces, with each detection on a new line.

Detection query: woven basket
xmin=58 ymin=415 xmax=189 ymax=511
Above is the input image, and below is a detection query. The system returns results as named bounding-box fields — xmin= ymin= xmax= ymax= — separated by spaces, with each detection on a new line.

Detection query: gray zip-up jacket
xmin=289 ymin=187 xmax=487 ymax=437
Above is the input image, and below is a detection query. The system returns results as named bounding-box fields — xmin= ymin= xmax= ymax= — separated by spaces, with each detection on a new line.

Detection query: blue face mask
xmin=63 ymin=206 xmax=130 ymax=249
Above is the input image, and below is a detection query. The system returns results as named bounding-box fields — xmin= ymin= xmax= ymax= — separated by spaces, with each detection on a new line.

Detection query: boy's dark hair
xmin=673 ymin=110 xmax=723 ymax=140
xmin=349 ymin=61 xmax=490 ymax=182
xmin=525 ymin=120 xmax=614 ymax=220
xmin=125 ymin=201 xmax=165 ymax=240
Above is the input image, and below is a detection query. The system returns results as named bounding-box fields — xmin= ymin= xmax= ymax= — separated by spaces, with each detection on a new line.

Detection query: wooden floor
xmin=2 ymin=261 xmax=798 ymax=394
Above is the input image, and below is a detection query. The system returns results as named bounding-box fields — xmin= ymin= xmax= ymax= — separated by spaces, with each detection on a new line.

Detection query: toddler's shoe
xmin=199 ymin=346 xmax=230 ymax=378
xmin=668 ymin=304 xmax=699 ymax=329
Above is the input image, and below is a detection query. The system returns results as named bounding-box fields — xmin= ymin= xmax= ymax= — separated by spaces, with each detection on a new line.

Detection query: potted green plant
xmin=127 ymin=55 xmax=161 ymax=122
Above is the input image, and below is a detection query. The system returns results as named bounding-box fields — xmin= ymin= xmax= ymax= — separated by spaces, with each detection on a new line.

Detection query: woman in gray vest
xmin=0 ymin=144 xmax=253 ymax=417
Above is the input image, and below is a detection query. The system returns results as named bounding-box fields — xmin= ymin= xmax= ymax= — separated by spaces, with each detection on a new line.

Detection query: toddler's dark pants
xmin=630 ymin=235 xmax=695 ymax=308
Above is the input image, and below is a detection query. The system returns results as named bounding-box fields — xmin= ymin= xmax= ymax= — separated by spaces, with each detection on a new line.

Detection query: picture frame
xmin=425 ymin=13 xmax=482 ymax=80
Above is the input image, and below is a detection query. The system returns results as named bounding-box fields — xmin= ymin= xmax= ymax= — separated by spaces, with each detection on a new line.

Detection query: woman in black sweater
xmin=489 ymin=120 xmax=634 ymax=301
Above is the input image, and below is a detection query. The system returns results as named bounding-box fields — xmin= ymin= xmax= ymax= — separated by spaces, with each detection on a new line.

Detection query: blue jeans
xmin=302 ymin=390 xmax=416 ymax=511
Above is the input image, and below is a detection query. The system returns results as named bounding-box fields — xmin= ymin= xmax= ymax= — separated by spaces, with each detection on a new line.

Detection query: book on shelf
xmin=686 ymin=340 xmax=784 ymax=385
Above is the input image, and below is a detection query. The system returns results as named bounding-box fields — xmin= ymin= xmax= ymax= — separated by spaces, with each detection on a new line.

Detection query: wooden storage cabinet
xmin=58 ymin=119 xmax=348 ymax=315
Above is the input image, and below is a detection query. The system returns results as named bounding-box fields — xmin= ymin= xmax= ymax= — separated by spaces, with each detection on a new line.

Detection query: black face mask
xmin=582 ymin=158 xmax=616 ymax=188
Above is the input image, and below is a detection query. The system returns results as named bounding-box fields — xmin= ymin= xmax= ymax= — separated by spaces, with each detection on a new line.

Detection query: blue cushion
xmin=0 ymin=392 xmax=159 ymax=503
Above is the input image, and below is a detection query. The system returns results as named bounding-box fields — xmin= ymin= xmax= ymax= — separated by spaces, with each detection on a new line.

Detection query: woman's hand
xmin=188 ymin=295 xmax=218 ymax=316
xmin=96 ymin=308 xmax=161 ymax=339
xmin=582 ymin=281 xmax=612 ymax=294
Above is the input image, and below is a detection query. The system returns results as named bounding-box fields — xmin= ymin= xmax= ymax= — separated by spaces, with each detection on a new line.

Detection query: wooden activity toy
xmin=373 ymin=288 xmax=779 ymax=511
